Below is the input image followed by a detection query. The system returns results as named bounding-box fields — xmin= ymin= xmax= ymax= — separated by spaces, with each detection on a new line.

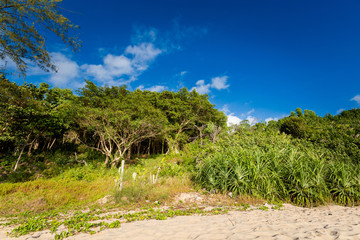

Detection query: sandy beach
xmin=1 ymin=204 xmax=360 ymax=240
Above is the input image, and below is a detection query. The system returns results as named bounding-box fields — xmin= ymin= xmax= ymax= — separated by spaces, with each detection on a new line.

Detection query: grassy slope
xmin=0 ymin=155 xmax=194 ymax=217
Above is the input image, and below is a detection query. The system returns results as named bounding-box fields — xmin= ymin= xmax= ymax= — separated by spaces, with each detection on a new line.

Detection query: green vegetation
xmin=0 ymin=76 xmax=226 ymax=178
xmin=195 ymin=127 xmax=360 ymax=207
xmin=0 ymin=77 xmax=359 ymax=238
xmin=6 ymin=206 xmax=229 ymax=239
xmin=2 ymin=1 xmax=359 ymax=238
xmin=0 ymin=0 xmax=81 ymax=77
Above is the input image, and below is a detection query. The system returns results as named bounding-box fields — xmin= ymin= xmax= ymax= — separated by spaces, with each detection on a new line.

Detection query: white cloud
xmin=247 ymin=108 xmax=255 ymax=115
xmin=81 ymin=54 xmax=133 ymax=82
xmin=224 ymin=104 xmax=259 ymax=126
xmin=180 ymin=71 xmax=188 ymax=76
xmin=336 ymin=108 xmax=345 ymax=114
xmin=80 ymin=28 xmax=164 ymax=85
xmin=246 ymin=116 xmax=258 ymax=125
xmin=191 ymin=80 xmax=211 ymax=94
xmin=227 ymin=114 xmax=242 ymax=126
xmin=126 ymin=43 xmax=162 ymax=67
xmin=146 ymin=85 xmax=167 ymax=92
xmin=191 ymin=75 xmax=230 ymax=95
xmin=0 ymin=57 xmax=18 ymax=74
xmin=2 ymin=52 xmax=81 ymax=87
xmin=2 ymin=23 xmax=204 ymax=87
xmin=82 ymin=42 xmax=162 ymax=84
xmin=221 ymin=104 xmax=231 ymax=114
xmin=265 ymin=117 xmax=279 ymax=123
xmin=131 ymin=22 xmax=207 ymax=53
xmin=136 ymin=84 xmax=167 ymax=92
xmin=104 ymin=54 xmax=133 ymax=75
xmin=137 ymin=85 xmax=144 ymax=90
xmin=351 ymin=95 xmax=360 ymax=105
xmin=226 ymin=114 xmax=258 ymax=127
xmin=211 ymin=76 xmax=230 ymax=90
xmin=48 ymin=52 xmax=80 ymax=86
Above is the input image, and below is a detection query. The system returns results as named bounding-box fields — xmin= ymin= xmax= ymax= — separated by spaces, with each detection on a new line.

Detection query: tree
xmin=73 ymin=82 xmax=168 ymax=166
xmin=0 ymin=0 xmax=80 ymax=77
xmin=280 ymin=117 xmax=306 ymax=138
xmin=0 ymin=75 xmax=71 ymax=171
xmin=156 ymin=88 xmax=226 ymax=153
xmin=295 ymin=108 xmax=303 ymax=117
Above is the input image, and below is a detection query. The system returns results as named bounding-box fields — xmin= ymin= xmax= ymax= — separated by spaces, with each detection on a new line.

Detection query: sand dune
xmin=1 ymin=204 xmax=360 ymax=240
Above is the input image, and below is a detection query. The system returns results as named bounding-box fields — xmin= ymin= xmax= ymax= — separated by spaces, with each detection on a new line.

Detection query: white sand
xmin=1 ymin=204 xmax=360 ymax=240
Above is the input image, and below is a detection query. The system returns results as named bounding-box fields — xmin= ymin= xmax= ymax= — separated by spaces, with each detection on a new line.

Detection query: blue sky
xmin=6 ymin=0 xmax=360 ymax=124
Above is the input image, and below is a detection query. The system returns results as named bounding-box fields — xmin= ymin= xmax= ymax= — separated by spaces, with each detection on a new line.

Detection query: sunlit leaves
xmin=0 ymin=0 xmax=81 ymax=77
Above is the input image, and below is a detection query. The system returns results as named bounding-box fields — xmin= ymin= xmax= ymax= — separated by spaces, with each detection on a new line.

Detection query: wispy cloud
xmin=81 ymin=42 xmax=162 ymax=85
xmin=223 ymin=105 xmax=258 ymax=126
xmin=191 ymin=75 xmax=230 ymax=94
xmin=18 ymin=52 xmax=81 ymax=87
xmin=336 ymin=108 xmax=345 ymax=114
xmin=137 ymin=84 xmax=167 ymax=92
xmin=245 ymin=116 xmax=258 ymax=125
xmin=81 ymin=54 xmax=133 ymax=82
xmin=125 ymin=43 xmax=162 ymax=70
xmin=265 ymin=117 xmax=279 ymax=123
xmin=48 ymin=53 xmax=81 ymax=86
xmin=211 ymin=76 xmax=230 ymax=90
xmin=191 ymin=80 xmax=211 ymax=94
xmin=246 ymin=108 xmax=255 ymax=115
xmin=227 ymin=114 xmax=242 ymax=126
xmin=351 ymin=95 xmax=360 ymax=105
xmin=180 ymin=71 xmax=188 ymax=76
xmin=221 ymin=104 xmax=231 ymax=114
xmin=4 ymin=22 xmax=206 ymax=88
xmin=131 ymin=21 xmax=207 ymax=53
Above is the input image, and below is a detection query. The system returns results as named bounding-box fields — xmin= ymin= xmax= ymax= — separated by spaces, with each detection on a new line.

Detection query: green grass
xmin=0 ymin=177 xmax=114 ymax=215
xmin=0 ymin=155 xmax=193 ymax=216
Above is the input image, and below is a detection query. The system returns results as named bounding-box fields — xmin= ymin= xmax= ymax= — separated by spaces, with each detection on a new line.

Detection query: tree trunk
xmin=13 ymin=145 xmax=25 ymax=172
xmin=166 ymin=138 xmax=179 ymax=154
xmin=104 ymin=154 xmax=109 ymax=166
xmin=137 ymin=142 xmax=141 ymax=157
xmin=127 ymin=144 xmax=131 ymax=161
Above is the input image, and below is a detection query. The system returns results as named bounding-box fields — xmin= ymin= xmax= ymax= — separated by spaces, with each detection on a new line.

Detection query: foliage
xmin=1 ymin=77 xmax=359 ymax=209
xmin=0 ymin=0 xmax=81 ymax=77
xmin=7 ymin=206 xmax=229 ymax=239
xmin=0 ymin=79 xmax=225 ymax=172
xmin=195 ymin=122 xmax=360 ymax=207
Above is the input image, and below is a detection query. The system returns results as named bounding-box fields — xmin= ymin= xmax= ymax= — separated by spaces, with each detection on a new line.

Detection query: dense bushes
xmin=195 ymin=130 xmax=360 ymax=206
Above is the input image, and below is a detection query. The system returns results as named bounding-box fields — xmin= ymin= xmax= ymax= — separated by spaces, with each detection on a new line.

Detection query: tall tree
xmin=156 ymin=88 xmax=226 ymax=153
xmin=0 ymin=0 xmax=80 ymax=77
xmin=0 ymin=75 xmax=73 ymax=170
xmin=73 ymin=82 xmax=167 ymax=166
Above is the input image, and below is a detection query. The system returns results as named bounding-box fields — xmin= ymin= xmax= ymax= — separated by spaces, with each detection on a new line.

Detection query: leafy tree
xmin=0 ymin=0 xmax=80 ymax=77
xmin=155 ymin=88 xmax=226 ymax=153
xmin=0 ymin=75 xmax=73 ymax=170
xmin=280 ymin=117 xmax=306 ymax=138
xmin=295 ymin=108 xmax=303 ymax=117
xmin=73 ymin=82 xmax=167 ymax=166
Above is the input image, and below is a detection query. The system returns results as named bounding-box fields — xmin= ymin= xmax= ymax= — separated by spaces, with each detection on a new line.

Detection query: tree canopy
xmin=0 ymin=78 xmax=227 ymax=169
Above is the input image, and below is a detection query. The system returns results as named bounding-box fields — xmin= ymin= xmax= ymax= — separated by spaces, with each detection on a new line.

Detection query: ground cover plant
xmin=6 ymin=206 xmax=231 ymax=239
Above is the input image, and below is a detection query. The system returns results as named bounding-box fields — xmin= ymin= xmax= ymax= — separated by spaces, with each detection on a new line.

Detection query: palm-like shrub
xmin=195 ymin=130 xmax=360 ymax=206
